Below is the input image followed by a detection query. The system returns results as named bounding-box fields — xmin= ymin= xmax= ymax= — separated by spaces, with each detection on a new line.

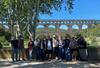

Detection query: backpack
xmin=69 ymin=39 xmax=79 ymax=49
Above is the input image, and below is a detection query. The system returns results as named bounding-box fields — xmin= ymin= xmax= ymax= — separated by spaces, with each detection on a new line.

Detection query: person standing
xmin=58 ymin=38 xmax=64 ymax=61
xmin=46 ymin=35 xmax=53 ymax=60
xmin=11 ymin=38 xmax=18 ymax=62
xmin=28 ymin=38 xmax=34 ymax=60
xmin=39 ymin=39 xmax=46 ymax=61
xmin=52 ymin=35 xmax=59 ymax=60
xmin=63 ymin=37 xmax=71 ymax=61
xmin=18 ymin=34 xmax=25 ymax=61
xmin=69 ymin=37 xmax=78 ymax=61
xmin=34 ymin=39 xmax=40 ymax=60
xmin=77 ymin=36 xmax=88 ymax=61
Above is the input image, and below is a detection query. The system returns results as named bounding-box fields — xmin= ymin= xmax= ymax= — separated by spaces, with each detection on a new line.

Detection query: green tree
xmin=0 ymin=25 xmax=5 ymax=36
xmin=0 ymin=0 xmax=74 ymax=40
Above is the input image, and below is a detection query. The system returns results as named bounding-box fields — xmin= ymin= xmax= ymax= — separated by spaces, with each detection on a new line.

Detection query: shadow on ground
xmin=0 ymin=60 xmax=100 ymax=68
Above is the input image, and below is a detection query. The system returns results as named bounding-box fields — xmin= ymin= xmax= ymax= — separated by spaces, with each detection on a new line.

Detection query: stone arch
xmin=71 ymin=24 xmax=79 ymax=34
xmin=48 ymin=25 xmax=56 ymax=34
xmin=82 ymin=24 xmax=88 ymax=29
xmin=36 ymin=25 xmax=44 ymax=35
xmin=59 ymin=25 xmax=68 ymax=38
xmin=36 ymin=25 xmax=44 ymax=28
xmin=72 ymin=24 xmax=79 ymax=29
xmin=60 ymin=25 xmax=68 ymax=30
xmin=48 ymin=25 xmax=55 ymax=28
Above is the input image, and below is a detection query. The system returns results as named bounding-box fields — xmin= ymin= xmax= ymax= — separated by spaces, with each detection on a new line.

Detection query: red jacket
xmin=28 ymin=41 xmax=33 ymax=50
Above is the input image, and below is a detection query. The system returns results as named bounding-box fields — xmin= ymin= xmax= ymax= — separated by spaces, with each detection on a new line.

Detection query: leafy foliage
xmin=4 ymin=30 xmax=11 ymax=42
xmin=80 ymin=24 xmax=100 ymax=44
xmin=0 ymin=25 xmax=5 ymax=36
xmin=0 ymin=0 xmax=74 ymax=40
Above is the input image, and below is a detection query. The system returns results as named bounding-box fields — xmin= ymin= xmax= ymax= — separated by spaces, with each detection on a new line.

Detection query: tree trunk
xmin=33 ymin=0 xmax=40 ymax=40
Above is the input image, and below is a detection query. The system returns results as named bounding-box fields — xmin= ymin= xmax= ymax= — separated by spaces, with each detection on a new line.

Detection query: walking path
xmin=0 ymin=59 xmax=100 ymax=68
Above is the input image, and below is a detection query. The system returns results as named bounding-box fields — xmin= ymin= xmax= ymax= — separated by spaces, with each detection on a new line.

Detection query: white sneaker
xmin=58 ymin=59 xmax=62 ymax=61
xmin=55 ymin=57 xmax=58 ymax=60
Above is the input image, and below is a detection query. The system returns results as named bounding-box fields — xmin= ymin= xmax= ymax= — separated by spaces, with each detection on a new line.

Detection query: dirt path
xmin=0 ymin=59 xmax=100 ymax=68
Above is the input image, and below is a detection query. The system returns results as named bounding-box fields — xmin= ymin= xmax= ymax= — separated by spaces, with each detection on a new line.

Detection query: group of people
xmin=28 ymin=34 xmax=88 ymax=61
xmin=11 ymin=35 xmax=25 ymax=62
xmin=11 ymin=34 xmax=88 ymax=62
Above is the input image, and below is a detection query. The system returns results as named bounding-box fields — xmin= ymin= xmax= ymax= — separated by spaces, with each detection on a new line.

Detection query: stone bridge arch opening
xmin=82 ymin=24 xmax=88 ymax=29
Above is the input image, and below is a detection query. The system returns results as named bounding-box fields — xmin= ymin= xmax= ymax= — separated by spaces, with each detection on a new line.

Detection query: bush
xmin=0 ymin=26 xmax=5 ymax=36
xmin=5 ymin=30 xmax=11 ymax=42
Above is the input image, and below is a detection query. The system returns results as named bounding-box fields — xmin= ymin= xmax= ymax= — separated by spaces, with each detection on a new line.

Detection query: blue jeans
xmin=35 ymin=47 xmax=40 ymax=60
xmin=12 ymin=48 xmax=18 ymax=61
xmin=28 ymin=49 xmax=33 ymax=60
xmin=59 ymin=47 xmax=65 ymax=59
xmin=40 ymin=49 xmax=45 ymax=60
xmin=65 ymin=48 xmax=72 ymax=61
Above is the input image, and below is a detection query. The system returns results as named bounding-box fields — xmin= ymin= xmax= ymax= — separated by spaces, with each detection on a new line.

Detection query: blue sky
xmin=40 ymin=0 xmax=100 ymax=19
xmin=1 ymin=0 xmax=99 ymax=29
xmin=37 ymin=0 xmax=100 ymax=29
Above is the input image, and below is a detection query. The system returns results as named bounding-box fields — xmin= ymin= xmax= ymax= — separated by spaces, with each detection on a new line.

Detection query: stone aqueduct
xmin=35 ymin=19 xmax=100 ymax=38
xmin=1 ymin=19 xmax=100 ymax=38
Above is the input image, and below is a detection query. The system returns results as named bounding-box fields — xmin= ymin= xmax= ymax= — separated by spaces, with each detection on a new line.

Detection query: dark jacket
xmin=77 ymin=37 xmax=87 ymax=49
xmin=45 ymin=38 xmax=53 ymax=50
xmin=11 ymin=39 xmax=18 ymax=48
xmin=18 ymin=37 xmax=24 ymax=49
xmin=63 ymin=39 xmax=70 ymax=48
xmin=39 ymin=39 xmax=46 ymax=49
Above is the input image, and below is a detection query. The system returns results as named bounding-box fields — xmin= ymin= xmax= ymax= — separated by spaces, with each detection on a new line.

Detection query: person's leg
xmin=52 ymin=48 xmax=55 ymax=59
xmin=49 ymin=50 xmax=52 ymax=60
xmin=40 ymin=49 xmax=45 ymax=61
xmin=57 ymin=47 xmax=59 ymax=58
xmin=50 ymin=50 xmax=53 ymax=59
xmin=55 ymin=47 xmax=58 ymax=60
xmin=36 ymin=48 xmax=40 ymax=60
xmin=28 ymin=49 xmax=32 ymax=60
xmin=72 ymin=49 xmax=78 ymax=61
xmin=67 ymin=48 xmax=71 ymax=61
xmin=47 ymin=50 xmax=49 ymax=60
xmin=42 ymin=49 xmax=45 ymax=60
xmin=45 ymin=50 xmax=48 ymax=60
xmin=27 ymin=49 xmax=30 ymax=60
xmin=35 ymin=48 xmax=38 ymax=60
xmin=34 ymin=47 xmax=37 ymax=60
xmin=12 ymin=48 xmax=15 ymax=62
xmin=39 ymin=49 xmax=42 ymax=60
xmin=47 ymin=50 xmax=51 ymax=60
xmin=76 ymin=49 xmax=81 ymax=60
xmin=65 ymin=48 xmax=68 ymax=60
xmin=58 ymin=47 xmax=61 ymax=59
xmin=28 ymin=49 xmax=31 ymax=60
xmin=32 ymin=47 xmax=35 ymax=59
xmin=61 ymin=48 xmax=65 ymax=60
xmin=22 ymin=49 xmax=25 ymax=60
xmin=15 ymin=48 xmax=18 ymax=61
xmin=70 ymin=49 xmax=73 ymax=61
xmin=38 ymin=48 xmax=41 ymax=60
xmin=18 ymin=49 xmax=21 ymax=61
